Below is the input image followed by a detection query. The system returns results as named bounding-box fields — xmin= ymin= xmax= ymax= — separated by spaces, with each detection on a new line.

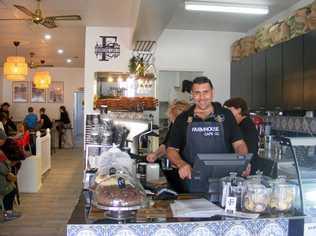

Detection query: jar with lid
xmin=246 ymin=170 xmax=272 ymax=186
xmin=220 ymin=172 xmax=245 ymax=210
xmin=93 ymin=167 xmax=148 ymax=219
xmin=242 ymin=182 xmax=271 ymax=213
xmin=269 ymin=176 xmax=296 ymax=214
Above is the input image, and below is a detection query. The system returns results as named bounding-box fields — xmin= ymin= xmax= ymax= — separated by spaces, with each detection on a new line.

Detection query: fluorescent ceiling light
xmin=185 ymin=1 xmax=269 ymax=15
xmin=57 ymin=49 xmax=64 ymax=54
xmin=66 ymin=58 xmax=72 ymax=63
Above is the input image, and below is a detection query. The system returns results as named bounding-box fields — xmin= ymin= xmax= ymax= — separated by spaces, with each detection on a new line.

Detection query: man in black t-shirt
xmin=166 ymin=77 xmax=248 ymax=192
xmin=39 ymin=108 xmax=52 ymax=130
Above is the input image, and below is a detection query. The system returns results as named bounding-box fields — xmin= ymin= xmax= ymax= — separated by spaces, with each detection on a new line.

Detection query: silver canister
xmin=83 ymin=168 xmax=97 ymax=190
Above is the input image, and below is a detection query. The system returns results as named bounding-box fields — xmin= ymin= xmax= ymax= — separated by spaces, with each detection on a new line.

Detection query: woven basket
xmin=231 ymin=39 xmax=241 ymax=61
xmin=287 ymin=7 xmax=310 ymax=39
xmin=269 ymin=21 xmax=290 ymax=46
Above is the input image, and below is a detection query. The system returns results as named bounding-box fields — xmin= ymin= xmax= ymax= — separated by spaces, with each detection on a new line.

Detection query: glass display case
xmin=273 ymin=136 xmax=316 ymax=217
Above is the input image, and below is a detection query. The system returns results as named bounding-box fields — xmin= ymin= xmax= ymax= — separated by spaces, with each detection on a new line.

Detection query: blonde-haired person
xmin=146 ymin=100 xmax=190 ymax=163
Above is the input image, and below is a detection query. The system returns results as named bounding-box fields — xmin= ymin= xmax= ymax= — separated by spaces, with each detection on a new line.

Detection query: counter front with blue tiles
xmin=67 ymin=194 xmax=305 ymax=236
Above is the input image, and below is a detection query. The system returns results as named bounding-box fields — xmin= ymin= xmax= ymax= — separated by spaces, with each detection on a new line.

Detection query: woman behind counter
xmin=224 ymin=97 xmax=260 ymax=176
xmin=146 ymin=100 xmax=190 ymax=192
xmin=223 ymin=97 xmax=259 ymax=155
xmin=146 ymin=100 xmax=190 ymax=162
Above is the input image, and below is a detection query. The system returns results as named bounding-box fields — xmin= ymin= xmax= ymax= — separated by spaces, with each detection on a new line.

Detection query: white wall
xmin=248 ymin=0 xmax=314 ymax=35
xmin=0 ymin=67 xmax=84 ymax=125
xmin=84 ymin=26 xmax=133 ymax=113
xmin=155 ymin=29 xmax=245 ymax=104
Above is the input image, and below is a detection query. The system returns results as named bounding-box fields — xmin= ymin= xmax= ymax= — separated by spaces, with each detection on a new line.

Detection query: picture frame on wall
xmin=12 ymin=81 xmax=28 ymax=103
xmin=31 ymin=82 xmax=46 ymax=103
xmin=48 ymin=81 xmax=64 ymax=103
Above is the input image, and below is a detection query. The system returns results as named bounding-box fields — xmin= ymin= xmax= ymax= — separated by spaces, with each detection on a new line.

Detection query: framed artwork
xmin=31 ymin=82 xmax=46 ymax=103
xmin=12 ymin=81 xmax=28 ymax=103
xmin=48 ymin=81 xmax=64 ymax=103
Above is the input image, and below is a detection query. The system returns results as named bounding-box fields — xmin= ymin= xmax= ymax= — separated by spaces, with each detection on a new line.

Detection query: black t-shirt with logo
xmin=168 ymin=102 xmax=243 ymax=154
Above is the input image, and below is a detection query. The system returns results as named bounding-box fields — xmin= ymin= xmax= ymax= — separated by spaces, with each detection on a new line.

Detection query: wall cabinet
xmin=252 ymin=51 xmax=266 ymax=110
xmin=230 ymin=57 xmax=252 ymax=108
xmin=231 ymin=30 xmax=316 ymax=110
xmin=266 ymin=44 xmax=283 ymax=110
xmin=282 ymin=36 xmax=304 ymax=110
xmin=303 ymin=30 xmax=316 ymax=110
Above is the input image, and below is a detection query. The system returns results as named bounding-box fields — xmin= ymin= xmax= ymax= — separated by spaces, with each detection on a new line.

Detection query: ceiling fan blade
xmin=14 ymin=5 xmax=36 ymax=18
xmin=47 ymin=15 xmax=81 ymax=21
xmin=41 ymin=18 xmax=57 ymax=28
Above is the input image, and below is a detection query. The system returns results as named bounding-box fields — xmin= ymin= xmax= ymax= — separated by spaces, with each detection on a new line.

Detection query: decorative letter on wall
xmin=94 ymin=36 xmax=120 ymax=61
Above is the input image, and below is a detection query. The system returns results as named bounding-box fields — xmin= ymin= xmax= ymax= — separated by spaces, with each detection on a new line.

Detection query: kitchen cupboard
xmin=231 ymin=30 xmax=316 ymax=110
xmin=266 ymin=44 xmax=283 ymax=110
xmin=303 ymin=30 xmax=316 ymax=110
xmin=252 ymin=51 xmax=266 ymax=110
xmin=230 ymin=56 xmax=252 ymax=108
xmin=282 ymin=36 xmax=304 ymax=110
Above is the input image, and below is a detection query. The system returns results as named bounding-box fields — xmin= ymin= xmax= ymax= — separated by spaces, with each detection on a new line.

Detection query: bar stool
xmin=62 ymin=126 xmax=74 ymax=149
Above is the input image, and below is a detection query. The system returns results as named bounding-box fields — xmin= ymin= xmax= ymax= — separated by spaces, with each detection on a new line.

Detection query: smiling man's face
xmin=191 ymin=83 xmax=214 ymax=110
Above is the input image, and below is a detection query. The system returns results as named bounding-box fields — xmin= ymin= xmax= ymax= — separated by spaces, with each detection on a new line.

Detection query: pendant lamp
xmin=33 ymin=71 xmax=52 ymax=89
xmin=3 ymin=41 xmax=28 ymax=81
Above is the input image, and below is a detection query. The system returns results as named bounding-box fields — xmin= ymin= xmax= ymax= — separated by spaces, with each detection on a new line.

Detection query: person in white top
xmin=0 ymin=113 xmax=6 ymax=132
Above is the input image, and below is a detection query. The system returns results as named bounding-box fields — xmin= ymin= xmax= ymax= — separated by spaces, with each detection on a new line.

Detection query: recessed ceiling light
xmin=185 ymin=1 xmax=269 ymax=15
xmin=44 ymin=34 xmax=51 ymax=40
xmin=66 ymin=58 xmax=72 ymax=63
xmin=57 ymin=49 xmax=64 ymax=54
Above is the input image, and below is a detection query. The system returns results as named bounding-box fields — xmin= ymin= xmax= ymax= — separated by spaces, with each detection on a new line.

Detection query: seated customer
xmin=24 ymin=107 xmax=38 ymax=130
xmin=0 ymin=113 xmax=7 ymax=132
xmin=39 ymin=108 xmax=52 ymax=130
xmin=15 ymin=122 xmax=30 ymax=151
xmin=0 ymin=102 xmax=16 ymax=134
xmin=0 ymin=129 xmax=21 ymax=221
xmin=223 ymin=97 xmax=259 ymax=155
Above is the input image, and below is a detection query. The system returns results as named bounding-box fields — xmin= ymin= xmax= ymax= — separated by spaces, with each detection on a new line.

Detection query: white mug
xmin=146 ymin=163 xmax=160 ymax=182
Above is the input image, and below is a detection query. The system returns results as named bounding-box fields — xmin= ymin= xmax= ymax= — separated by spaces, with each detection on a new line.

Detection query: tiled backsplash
xmin=265 ymin=116 xmax=316 ymax=135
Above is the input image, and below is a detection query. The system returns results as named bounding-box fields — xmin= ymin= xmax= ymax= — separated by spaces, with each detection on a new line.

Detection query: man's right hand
xmin=146 ymin=152 xmax=158 ymax=163
xmin=178 ymin=162 xmax=192 ymax=179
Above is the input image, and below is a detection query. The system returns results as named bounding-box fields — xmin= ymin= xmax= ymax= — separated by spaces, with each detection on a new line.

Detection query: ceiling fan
xmin=0 ymin=0 xmax=81 ymax=28
xmin=29 ymin=52 xmax=54 ymax=68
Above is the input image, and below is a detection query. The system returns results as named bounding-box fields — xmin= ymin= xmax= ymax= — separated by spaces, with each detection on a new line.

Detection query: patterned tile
xmin=67 ymin=219 xmax=289 ymax=236
xmin=294 ymin=118 xmax=302 ymax=132
xmin=288 ymin=118 xmax=294 ymax=131
xmin=310 ymin=119 xmax=316 ymax=134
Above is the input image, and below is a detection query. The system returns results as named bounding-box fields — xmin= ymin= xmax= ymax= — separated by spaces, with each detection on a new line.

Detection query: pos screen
xmin=189 ymin=153 xmax=252 ymax=193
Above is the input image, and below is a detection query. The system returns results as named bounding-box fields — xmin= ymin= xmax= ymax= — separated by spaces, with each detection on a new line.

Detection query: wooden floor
xmin=1 ymin=148 xmax=83 ymax=236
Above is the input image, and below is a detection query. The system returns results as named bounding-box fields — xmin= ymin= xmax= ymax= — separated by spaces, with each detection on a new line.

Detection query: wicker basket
xmin=231 ymin=39 xmax=241 ymax=61
xmin=287 ymin=7 xmax=310 ymax=39
xmin=255 ymin=24 xmax=273 ymax=51
xmin=240 ymin=36 xmax=256 ymax=57
xmin=269 ymin=21 xmax=290 ymax=46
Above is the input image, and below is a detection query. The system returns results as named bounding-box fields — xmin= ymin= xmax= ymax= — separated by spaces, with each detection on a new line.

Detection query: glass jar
xmin=246 ymin=170 xmax=272 ymax=186
xmin=220 ymin=172 xmax=245 ymax=210
xmin=269 ymin=176 xmax=296 ymax=213
xmin=242 ymin=182 xmax=271 ymax=213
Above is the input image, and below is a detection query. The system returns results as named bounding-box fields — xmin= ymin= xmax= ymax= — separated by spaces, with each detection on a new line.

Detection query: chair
xmin=0 ymin=195 xmax=4 ymax=212
xmin=0 ymin=194 xmax=5 ymax=221
xmin=62 ymin=126 xmax=74 ymax=149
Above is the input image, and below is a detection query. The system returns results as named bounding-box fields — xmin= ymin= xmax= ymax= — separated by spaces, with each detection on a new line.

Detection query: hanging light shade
xmin=4 ymin=56 xmax=28 ymax=81
xmin=33 ymin=71 xmax=52 ymax=89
